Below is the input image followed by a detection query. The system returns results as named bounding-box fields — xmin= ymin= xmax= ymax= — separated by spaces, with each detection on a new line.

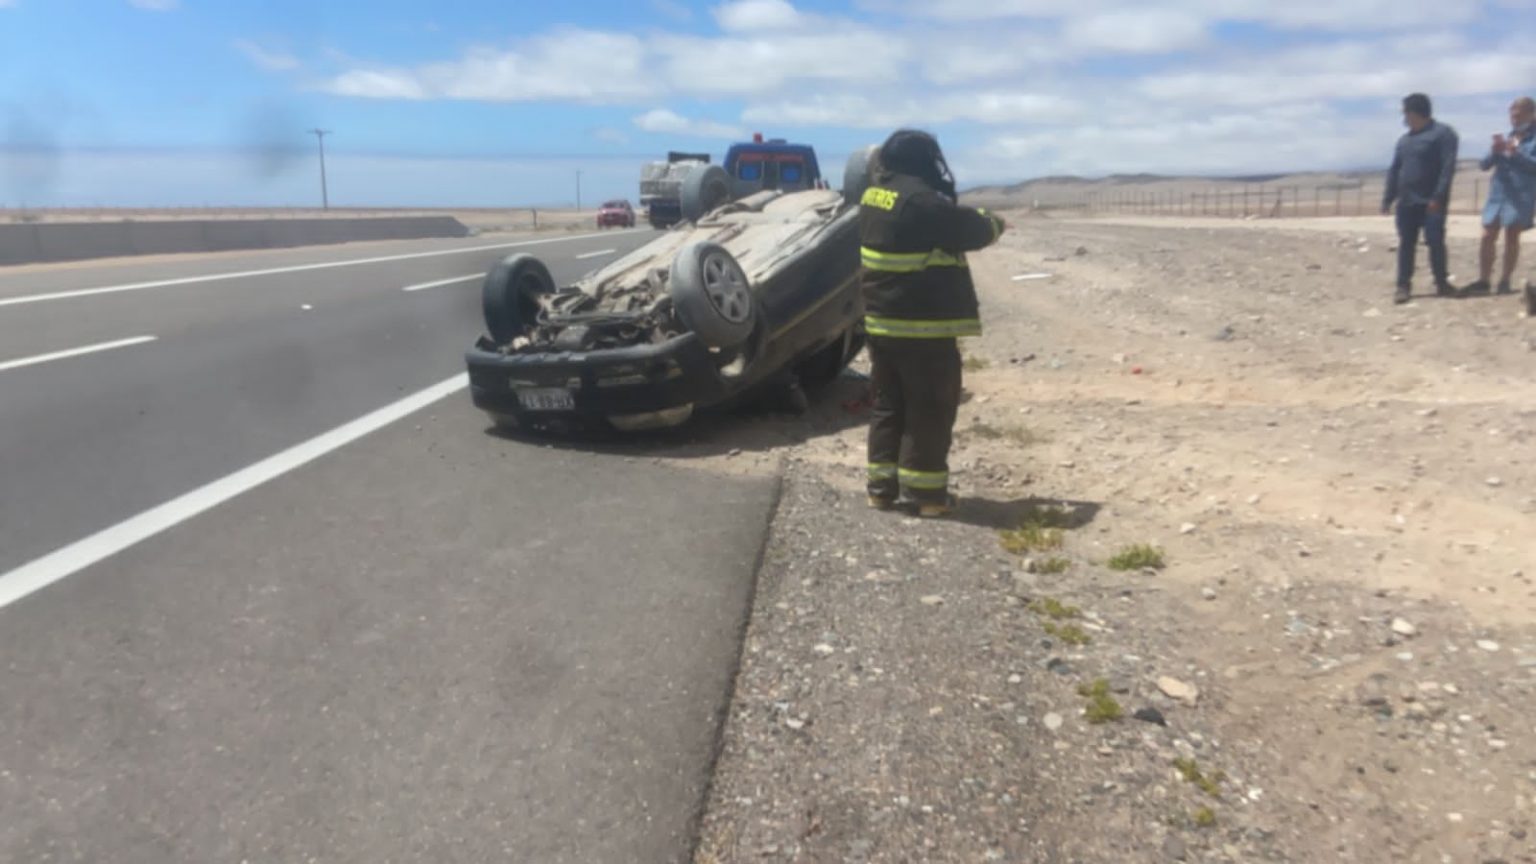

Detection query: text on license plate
xmin=516 ymin=387 xmax=575 ymax=411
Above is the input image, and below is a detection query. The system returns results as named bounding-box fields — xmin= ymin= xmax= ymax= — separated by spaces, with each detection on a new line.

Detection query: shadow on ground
xmin=941 ymin=495 xmax=1103 ymax=532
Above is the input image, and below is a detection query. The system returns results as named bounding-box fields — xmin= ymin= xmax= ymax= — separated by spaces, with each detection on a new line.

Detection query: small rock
xmin=1364 ymin=308 xmax=1383 ymax=318
xmin=1477 ymin=640 xmax=1501 ymax=652
xmin=1488 ymin=477 xmax=1504 ymax=487
xmin=1246 ymin=494 xmax=1263 ymax=505
xmin=1162 ymin=835 xmax=1188 ymax=861
xmin=1046 ymin=657 xmax=1072 ymax=676
xmin=1043 ymin=712 xmax=1065 ymax=732
xmin=813 ymin=643 xmax=836 ymax=656
xmin=1008 ymin=673 xmax=1023 ymax=684
xmin=1213 ymin=325 xmax=1235 ymax=342
xmin=1074 ymin=246 xmax=1089 ymax=257
xmin=1158 ymin=677 xmax=1200 ymax=705
xmin=1512 ymin=829 xmax=1528 ymax=841
xmin=1134 ymin=707 xmax=1168 ymax=727
xmin=1024 ymin=558 xmax=1040 ymax=574
xmin=1201 ymin=587 xmax=1218 ymax=601
xmin=1392 ymin=618 xmax=1418 ymax=638
xmin=1180 ymin=522 xmax=1198 ymax=535
xmin=920 ymin=595 xmax=945 ymax=606
xmin=785 ymin=717 xmax=805 ymax=731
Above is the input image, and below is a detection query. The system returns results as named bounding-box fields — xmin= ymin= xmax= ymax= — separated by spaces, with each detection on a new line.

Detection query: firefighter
xmin=859 ymin=129 xmax=1006 ymax=518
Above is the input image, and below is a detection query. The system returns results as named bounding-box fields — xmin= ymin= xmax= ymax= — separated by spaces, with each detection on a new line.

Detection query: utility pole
xmin=576 ymin=170 xmax=583 ymax=210
xmin=309 ymin=129 xmax=331 ymax=210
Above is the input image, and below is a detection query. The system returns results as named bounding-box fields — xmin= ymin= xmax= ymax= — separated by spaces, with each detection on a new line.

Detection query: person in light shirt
xmin=1462 ymin=97 xmax=1536 ymax=298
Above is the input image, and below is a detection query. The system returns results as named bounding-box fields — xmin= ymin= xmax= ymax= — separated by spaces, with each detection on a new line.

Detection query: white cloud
xmin=862 ymin=0 xmax=1486 ymax=31
xmin=1064 ymin=9 xmax=1207 ymax=53
xmin=235 ymin=40 xmax=301 ymax=72
xmin=307 ymin=0 xmax=1536 ymax=185
xmin=127 ymin=0 xmax=179 ymax=10
xmin=712 ymin=0 xmax=810 ymax=31
xmin=326 ymin=30 xmax=653 ymax=103
xmin=654 ymin=31 xmax=911 ymax=96
xmin=633 ymin=108 xmax=745 ymax=139
xmin=323 ymin=25 xmax=909 ymax=103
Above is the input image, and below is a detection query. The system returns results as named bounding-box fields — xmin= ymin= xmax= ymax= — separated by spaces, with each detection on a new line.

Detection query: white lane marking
xmin=575 ymin=248 xmax=618 ymax=260
xmin=0 ymin=335 xmax=158 ymax=373
xmin=0 ymin=230 xmax=649 ymax=309
xmin=402 ymin=273 xmax=480 ymax=293
xmin=0 ymin=373 xmax=469 ymax=612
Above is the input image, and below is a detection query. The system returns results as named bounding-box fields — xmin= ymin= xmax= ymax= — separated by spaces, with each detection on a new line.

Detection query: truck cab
xmin=639 ymin=134 xmax=824 ymax=229
xmin=723 ymin=134 xmax=824 ymax=198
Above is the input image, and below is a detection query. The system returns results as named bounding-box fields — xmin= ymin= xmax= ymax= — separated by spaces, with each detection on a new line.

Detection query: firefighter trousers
xmin=866 ymin=335 xmax=962 ymax=505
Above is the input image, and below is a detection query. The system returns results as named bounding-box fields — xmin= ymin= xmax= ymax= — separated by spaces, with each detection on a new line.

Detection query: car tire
xmin=680 ymin=164 xmax=732 ymax=223
xmin=842 ymin=145 xmax=879 ymax=208
xmin=669 ymin=242 xmax=756 ymax=349
xmin=797 ymin=323 xmax=865 ymax=389
xmin=482 ymin=253 xmax=555 ymax=344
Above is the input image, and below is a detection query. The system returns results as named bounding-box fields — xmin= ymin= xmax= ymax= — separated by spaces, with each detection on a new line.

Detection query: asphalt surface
xmin=0 ymin=230 xmax=781 ymax=862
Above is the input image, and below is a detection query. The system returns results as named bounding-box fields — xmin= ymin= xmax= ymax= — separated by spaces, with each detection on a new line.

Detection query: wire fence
xmin=1026 ymin=177 xmax=1498 ymax=219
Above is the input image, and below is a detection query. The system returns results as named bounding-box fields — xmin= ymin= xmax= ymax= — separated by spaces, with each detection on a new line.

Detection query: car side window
xmin=781 ymin=165 xmax=802 ymax=183
xmin=738 ymin=163 xmax=761 ymax=181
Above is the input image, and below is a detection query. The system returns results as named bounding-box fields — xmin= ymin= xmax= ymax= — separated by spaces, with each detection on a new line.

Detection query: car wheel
xmin=842 ymin=145 xmax=879 ymax=208
xmin=680 ymin=164 xmax=732 ymax=223
xmin=482 ymin=253 xmax=555 ymax=344
xmin=797 ymin=324 xmax=864 ymax=389
xmin=669 ymin=242 xmax=756 ymax=349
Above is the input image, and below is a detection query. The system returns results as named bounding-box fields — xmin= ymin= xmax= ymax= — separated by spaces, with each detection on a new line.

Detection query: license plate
xmin=516 ymin=387 xmax=575 ymax=412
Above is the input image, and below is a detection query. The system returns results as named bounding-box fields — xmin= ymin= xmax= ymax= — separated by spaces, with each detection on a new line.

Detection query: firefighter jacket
xmin=857 ymin=171 xmax=1005 ymax=339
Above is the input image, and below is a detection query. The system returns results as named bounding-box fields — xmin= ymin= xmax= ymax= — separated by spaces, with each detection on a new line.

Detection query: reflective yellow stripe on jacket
xmin=860 ymin=247 xmax=969 ymax=273
xmin=864 ymin=316 xmax=982 ymax=339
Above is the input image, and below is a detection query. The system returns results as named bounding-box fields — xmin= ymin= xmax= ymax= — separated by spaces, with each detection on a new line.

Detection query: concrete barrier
xmin=0 ymin=224 xmax=41 ymax=266
xmin=34 ymin=222 xmax=137 ymax=261
xmin=0 ymin=216 xmax=471 ymax=267
xmin=126 ymin=221 xmax=208 ymax=256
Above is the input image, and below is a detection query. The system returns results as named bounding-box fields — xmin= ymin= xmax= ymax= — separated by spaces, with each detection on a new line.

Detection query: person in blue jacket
xmin=1462 ymin=97 xmax=1536 ymax=297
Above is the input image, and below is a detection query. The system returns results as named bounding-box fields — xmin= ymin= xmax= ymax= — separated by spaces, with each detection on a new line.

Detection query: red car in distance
xmin=596 ymin=199 xmax=636 ymax=229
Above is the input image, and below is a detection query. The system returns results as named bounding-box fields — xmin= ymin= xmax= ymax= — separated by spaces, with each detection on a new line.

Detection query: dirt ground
xmin=673 ymin=212 xmax=1536 ymax=863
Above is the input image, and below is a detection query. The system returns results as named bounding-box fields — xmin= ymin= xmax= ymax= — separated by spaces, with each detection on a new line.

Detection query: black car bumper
xmin=465 ymin=333 xmax=735 ymax=428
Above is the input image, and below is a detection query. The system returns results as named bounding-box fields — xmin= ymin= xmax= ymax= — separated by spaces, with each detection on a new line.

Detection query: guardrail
xmin=0 ymin=216 xmax=471 ymax=266
xmin=1016 ymin=178 xmax=1498 ymax=219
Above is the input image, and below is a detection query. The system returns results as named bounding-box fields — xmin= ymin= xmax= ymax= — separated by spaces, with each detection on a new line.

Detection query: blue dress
xmin=1481 ymin=125 xmax=1536 ymax=230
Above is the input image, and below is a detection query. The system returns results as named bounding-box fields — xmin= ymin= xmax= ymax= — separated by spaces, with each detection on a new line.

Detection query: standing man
xmin=858 ymin=129 xmax=1006 ymax=518
xmin=1382 ymin=93 xmax=1460 ymax=304
xmin=1462 ymin=97 xmax=1536 ymax=297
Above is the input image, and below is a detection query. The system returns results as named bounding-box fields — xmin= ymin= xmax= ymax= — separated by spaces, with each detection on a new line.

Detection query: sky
xmin=2 ymin=0 xmax=1535 ymax=208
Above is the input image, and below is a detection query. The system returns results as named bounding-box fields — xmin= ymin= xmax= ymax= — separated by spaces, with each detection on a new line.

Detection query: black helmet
xmin=878 ymin=128 xmax=957 ymax=202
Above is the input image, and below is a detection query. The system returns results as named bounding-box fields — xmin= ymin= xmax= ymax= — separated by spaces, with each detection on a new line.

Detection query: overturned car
xmin=465 ymin=147 xmax=878 ymax=432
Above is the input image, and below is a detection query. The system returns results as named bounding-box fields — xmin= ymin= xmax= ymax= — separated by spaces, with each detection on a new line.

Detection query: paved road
xmin=0 ymin=232 xmax=780 ymax=862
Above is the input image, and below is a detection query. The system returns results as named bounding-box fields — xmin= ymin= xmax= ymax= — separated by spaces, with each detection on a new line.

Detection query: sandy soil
xmin=684 ymin=211 xmax=1536 ymax=863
